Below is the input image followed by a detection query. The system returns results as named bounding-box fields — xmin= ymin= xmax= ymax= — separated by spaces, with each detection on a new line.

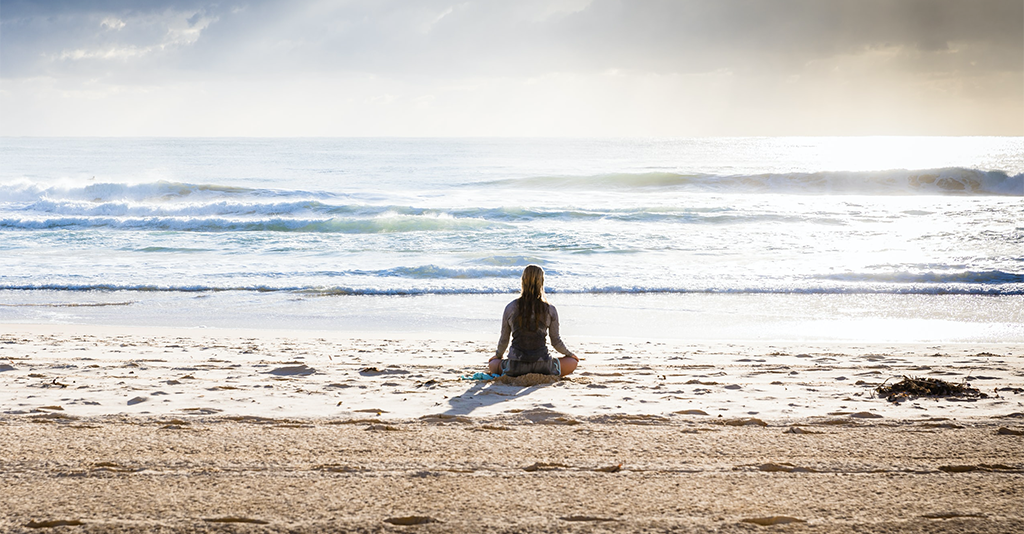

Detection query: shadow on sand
xmin=439 ymin=374 xmax=562 ymax=417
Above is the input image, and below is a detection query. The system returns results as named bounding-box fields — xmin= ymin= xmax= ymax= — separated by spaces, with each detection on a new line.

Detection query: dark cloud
xmin=2 ymin=0 xmax=1020 ymax=82
xmin=536 ymin=0 xmax=1021 ymax=75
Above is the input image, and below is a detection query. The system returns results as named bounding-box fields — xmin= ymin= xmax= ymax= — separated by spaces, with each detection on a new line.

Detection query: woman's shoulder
xmin=504 ymin=298 xmax=556 ymax=314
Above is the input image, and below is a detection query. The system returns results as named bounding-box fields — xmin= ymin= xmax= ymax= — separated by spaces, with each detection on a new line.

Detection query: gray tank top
xmin=510 ymin=307 xmax=550 ymax=361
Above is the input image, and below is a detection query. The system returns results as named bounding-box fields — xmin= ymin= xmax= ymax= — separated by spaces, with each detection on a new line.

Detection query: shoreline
xmin=4 ymin=291 xmax=1023 ymax=345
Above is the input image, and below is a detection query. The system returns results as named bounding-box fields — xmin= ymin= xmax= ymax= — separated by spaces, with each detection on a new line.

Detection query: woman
xmin=489 ymin=265 xmax=578 ymax=377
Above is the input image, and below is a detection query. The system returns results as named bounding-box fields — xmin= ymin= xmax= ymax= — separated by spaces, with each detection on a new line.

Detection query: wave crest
xmin=485 ymin=168 xmax=1022 ymax=195
xmin=0 ymin=179 xmax=265 ymax=203
xmin=817 ymin=270 xmax=1024 ymax=285
xmin=0 ymin=214 xmax=502 ymax=233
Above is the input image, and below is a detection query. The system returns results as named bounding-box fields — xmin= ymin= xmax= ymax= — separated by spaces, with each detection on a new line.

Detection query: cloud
xmin=4 ymin=0 xmax=1020 ymax=78
xmin=244 ymin=0 xmax=1019 ymax=81
xmin=1 ymin=0 xmax=1020 ymax=135
xmin=1 ymin=1 xmax=221 ymax=80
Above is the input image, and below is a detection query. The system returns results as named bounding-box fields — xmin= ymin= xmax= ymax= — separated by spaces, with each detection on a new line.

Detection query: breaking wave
xmin=485 ymin=167 xmax=1023 ymax=195
xmin=816 ymin=270 xmax=1024 ymax=286
xmin=0 ymin=214 xmax=503 ymax=233
xmin=0 ymin=179 xmax=265 ymax=203
xmin=3 ymin=269 xmax=1021 ymax=296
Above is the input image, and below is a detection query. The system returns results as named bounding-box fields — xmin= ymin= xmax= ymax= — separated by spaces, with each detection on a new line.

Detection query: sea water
xmin=1 ymin=137 xmax=1021 ymax=343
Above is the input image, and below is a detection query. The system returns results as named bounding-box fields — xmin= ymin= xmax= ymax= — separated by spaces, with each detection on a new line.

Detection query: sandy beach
xmin=1 ymin=324 xmax=1021 ymax=532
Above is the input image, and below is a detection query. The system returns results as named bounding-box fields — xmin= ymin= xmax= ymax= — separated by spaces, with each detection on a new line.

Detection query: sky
xmin=1 ymin=0 xmax=1021 ymax=137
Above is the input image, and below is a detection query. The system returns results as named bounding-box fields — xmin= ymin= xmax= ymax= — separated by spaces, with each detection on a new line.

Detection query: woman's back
xmin=490 ymin=265 xmax=578 ymax=377
xmin=506 ymin=299 xmax=554 ymax=351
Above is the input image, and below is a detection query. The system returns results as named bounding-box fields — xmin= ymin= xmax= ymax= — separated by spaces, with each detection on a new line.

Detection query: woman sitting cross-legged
xmin=489 ymin=264 xmax=578 ymax=377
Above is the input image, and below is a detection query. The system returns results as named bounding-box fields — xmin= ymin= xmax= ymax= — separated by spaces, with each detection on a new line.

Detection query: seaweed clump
xmin=876 ymin=376 xmax=987 ymax=403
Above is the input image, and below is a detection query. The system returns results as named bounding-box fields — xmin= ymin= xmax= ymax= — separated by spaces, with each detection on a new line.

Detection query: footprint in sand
xmin=938 ymin=464 xmax=1018 ymax=473
xmin=358 ymin=367 xmax=409 ymax=376
xmin=524 ymin=462 xmax=571 ymax=472
xmin=741 ymin=516 xmax=805 ymax=526
xmin=25 ymin=520 xmax=86 ymax=528
xmin=384 ymin=516 xmax=437 ymax=525
xmin=921 ymin=512 xmax=985 ymax=519
xmin=752 ymin=462 xmax=817 ymax=473
xmin=267 ymin=364 xmax=316 ymax=376
xmin=519 ymin=408 xmax=580 ymax=425
xmin=784 ymin=426 xmax=822 ymax=434
xmin=721 ymin=417 xmax=767 ymax=427
xmin=203 ymin=517 xmax=269 ymax=525
xmin=561 ymin=515 xmax=616 ymax=522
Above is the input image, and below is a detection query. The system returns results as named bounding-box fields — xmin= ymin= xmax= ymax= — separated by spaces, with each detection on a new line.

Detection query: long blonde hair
xmin=516 ymin=264 xmax=548 ymax=330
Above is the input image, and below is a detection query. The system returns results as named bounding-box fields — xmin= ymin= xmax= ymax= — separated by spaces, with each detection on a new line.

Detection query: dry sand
xmin=1 ymin=324 xmax=1022 ymax=532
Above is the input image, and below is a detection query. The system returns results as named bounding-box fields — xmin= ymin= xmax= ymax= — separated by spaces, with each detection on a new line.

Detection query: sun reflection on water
xmin=780 ymin=136 xmax=1023 ymax=173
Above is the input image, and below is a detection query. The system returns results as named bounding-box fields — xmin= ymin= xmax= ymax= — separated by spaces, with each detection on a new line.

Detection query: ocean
xmin=1 ymin=137 xmax=1021 ymax=343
